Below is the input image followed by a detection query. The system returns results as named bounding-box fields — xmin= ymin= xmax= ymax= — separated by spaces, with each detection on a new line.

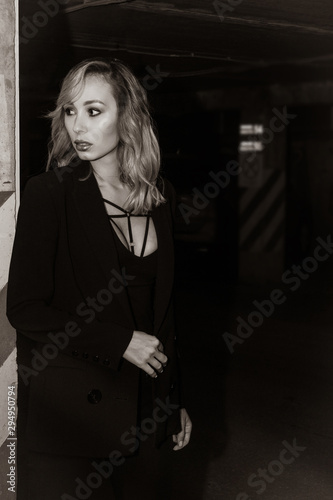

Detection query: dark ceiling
xmin=20 ymin=0 xmax=333 ymax=95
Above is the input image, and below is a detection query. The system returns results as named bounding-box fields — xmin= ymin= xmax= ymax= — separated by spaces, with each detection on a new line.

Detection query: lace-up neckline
xmin=102 ymin=198 xmax=155 ymax=258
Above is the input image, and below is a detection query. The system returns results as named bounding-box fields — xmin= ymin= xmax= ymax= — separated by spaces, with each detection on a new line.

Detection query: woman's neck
xmin=90 ymin=151 xmax=122 ymax=189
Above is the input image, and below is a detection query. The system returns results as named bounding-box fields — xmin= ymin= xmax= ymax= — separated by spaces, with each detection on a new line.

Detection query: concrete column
xmin=0 ymin=0 xmax=18 ymax=497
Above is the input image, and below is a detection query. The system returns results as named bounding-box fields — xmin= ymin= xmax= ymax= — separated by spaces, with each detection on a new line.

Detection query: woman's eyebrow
xmin=83 ymin=100 xmax=106 ymax=105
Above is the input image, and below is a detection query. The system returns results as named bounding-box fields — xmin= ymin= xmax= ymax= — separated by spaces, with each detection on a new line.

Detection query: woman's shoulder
xmin=24 ymin=169 xmax=62 ymax=189
xmin=22 ymin=169 xmax=61 ymax=200
xmin=21 ymin=166 xmax=79 ymax=214
xmin=23 ymin=162 xmax=86 ymax=195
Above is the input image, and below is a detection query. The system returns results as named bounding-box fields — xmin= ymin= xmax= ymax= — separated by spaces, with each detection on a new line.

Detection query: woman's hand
xmin=123 ymin=330 xmax=168 ymax=378
xmin=172 ymin=408 xmax=192 ymax=451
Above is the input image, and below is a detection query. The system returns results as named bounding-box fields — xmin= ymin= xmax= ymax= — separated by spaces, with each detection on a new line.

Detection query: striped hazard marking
xmin=0 ymin=190 xmax=17 ymax=448
xmin=239 ymin=168 xmax=285 ymax=253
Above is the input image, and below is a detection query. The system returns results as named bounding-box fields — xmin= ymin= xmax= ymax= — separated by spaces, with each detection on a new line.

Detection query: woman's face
xmin=64 ymin=75 xmax=119 ymax=164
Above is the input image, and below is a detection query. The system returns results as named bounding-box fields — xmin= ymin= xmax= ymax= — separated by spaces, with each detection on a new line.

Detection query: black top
xmin=102 ymin=197 xmax=158 ymax=335
xmin=112 ymin=226 xmax=157 ymax=335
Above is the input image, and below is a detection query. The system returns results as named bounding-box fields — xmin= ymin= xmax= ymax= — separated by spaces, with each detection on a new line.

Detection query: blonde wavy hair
xmin=46 ymin=58 xmax=166 ymax=213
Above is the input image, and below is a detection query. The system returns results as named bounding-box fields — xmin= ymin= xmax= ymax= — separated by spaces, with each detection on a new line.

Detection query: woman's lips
xmin=74 ymin=141 xmax=92 ymax=152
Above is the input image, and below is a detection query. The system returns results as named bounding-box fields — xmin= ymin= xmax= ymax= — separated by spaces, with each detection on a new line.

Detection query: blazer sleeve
xmin=6 ymin=175 xmax=134 ymax=371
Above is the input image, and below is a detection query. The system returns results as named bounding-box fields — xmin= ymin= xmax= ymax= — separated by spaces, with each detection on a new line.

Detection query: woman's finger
xmin=142 ymin=364 xmax=158 ymax=378
xmin=173 ymin=409 xmax=192 ymax=451
xmin=157 ymin=341 xmax=164 ymax=352
xmin=182 ymin=417 xmax=192 ymax=447
xmin=148 ymin=357 xmax=164 ymax=373
xmin=154 ymin=350 xmax=168 ymax=366
xmin=153 ymin=358 xmax=165 ymax=373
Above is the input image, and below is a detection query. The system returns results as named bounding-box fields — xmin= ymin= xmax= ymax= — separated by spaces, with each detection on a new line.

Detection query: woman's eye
xmin=88 ymin=108 xmax=100 ymax=117
xmin=64 ymin=107 xmax=75 ymax=116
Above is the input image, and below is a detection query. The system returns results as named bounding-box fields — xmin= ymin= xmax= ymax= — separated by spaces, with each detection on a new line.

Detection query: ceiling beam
xmin=117 ymin=1 xmax=333 ymax=35
xmin=64 ymin=0 xmax=132 ymax=13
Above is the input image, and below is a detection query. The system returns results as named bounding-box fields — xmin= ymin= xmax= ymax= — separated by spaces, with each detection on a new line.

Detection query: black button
xmin=87 ymin=389 xmax=102 ymax=404
xmin=92 ymin=355 xmax=99 ymax=363
xmin=72 ymin=350 xmax=79 ymax=357
xmin=103 ymin=358 xmax=110 ymax=366
xmin=82 ymin=352 xmax=89 ymax=359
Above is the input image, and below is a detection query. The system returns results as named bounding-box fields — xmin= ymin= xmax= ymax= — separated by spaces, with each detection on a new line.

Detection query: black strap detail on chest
xmin=102 ymin=198 xmax=151 ymax=258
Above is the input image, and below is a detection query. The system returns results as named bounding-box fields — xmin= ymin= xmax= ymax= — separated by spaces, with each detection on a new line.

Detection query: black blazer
xmin=7 ymin=161 xmax=181 ymax=457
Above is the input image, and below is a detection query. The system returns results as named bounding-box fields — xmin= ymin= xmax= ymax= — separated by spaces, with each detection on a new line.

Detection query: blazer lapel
xmin=72 ymin=162 xmax=135 ymax=329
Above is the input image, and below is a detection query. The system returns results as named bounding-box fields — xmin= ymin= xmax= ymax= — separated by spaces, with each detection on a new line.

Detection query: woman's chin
xmin=76 ymin=151 xmax=93 ymax=161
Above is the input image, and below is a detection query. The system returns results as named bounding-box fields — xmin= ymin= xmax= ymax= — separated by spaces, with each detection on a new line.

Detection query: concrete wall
xmin=0 ymin=0 xmax=18 ymax=498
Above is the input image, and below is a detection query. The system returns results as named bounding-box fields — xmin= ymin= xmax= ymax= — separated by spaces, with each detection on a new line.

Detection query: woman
xmin=7 ymin=58 xmax=192 ymax=499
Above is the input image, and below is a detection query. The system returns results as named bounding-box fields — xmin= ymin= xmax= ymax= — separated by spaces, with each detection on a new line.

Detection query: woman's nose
xmin=73 ymin=114 xmax=87 ymax=134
